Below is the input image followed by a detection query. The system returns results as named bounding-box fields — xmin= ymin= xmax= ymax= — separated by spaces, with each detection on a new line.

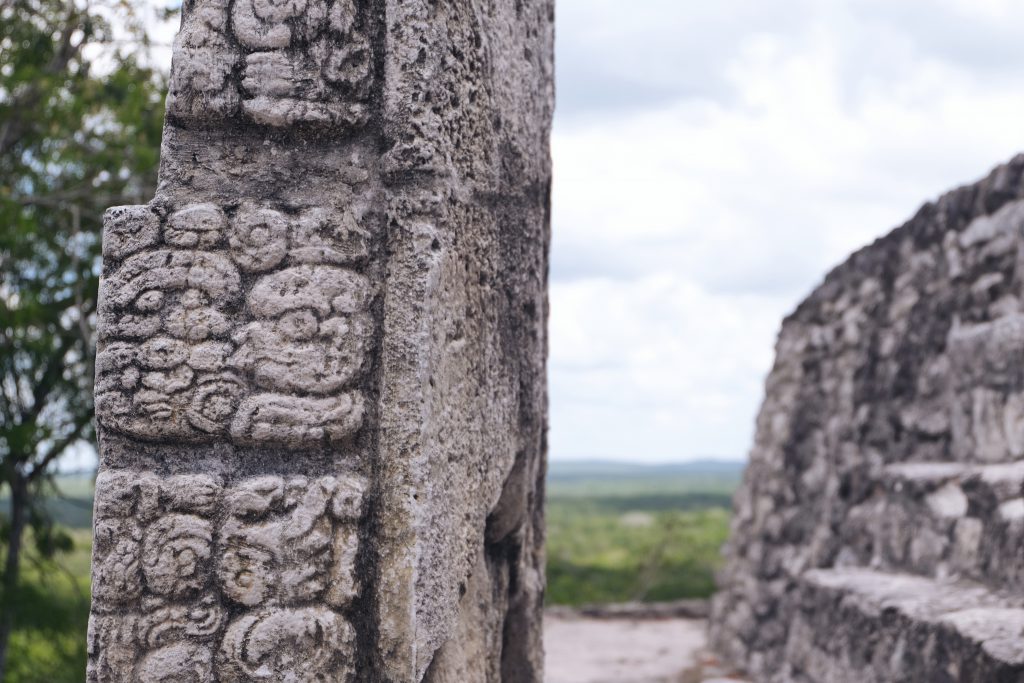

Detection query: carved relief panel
xmin=95 ymin=201 xmax=372 ymax=448
xmin=88 ymin=471 xmax=365 ymax=682
xmin=167 ymin=0 xmax=373 ymax=126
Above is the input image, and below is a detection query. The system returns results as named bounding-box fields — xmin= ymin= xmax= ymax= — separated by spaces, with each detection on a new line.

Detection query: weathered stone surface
xmin=836 ymin=460 xmax=1024 ymax=588
xmin=710 ymin=156 xmax=1024 ymax=681
xmin=88 ymin=0 xmax=553 ymax=681
xmin=784 ymin=569 xmax=1024 ymax=683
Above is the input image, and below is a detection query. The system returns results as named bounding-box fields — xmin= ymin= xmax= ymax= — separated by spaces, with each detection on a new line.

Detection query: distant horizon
xmin=548 ymin=455 xmax=746 ymax=466
xmin=53 ymin=443 xmax=748 ymax=474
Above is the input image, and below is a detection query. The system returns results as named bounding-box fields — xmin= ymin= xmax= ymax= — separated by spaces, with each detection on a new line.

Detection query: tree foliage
xmin=0 ymin=0 xmax=168 ymax=677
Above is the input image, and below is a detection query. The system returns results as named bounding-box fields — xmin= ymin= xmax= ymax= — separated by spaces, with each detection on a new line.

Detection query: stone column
xmin=87 ymin=1 xmax=553 ymax=681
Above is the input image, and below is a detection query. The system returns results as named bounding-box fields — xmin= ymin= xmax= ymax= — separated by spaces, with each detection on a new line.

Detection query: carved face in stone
xmin=227 ymin=264 xmax=370 ymax=395
xmin=218 ymin=477 xmax=350 ymax=605
xmin=100 ymin=250 xmax=240 ymax=340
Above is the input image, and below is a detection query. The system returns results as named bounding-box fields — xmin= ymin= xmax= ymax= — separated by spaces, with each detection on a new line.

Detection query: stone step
xmin=839 ymin=460 xmax=1024 ymax=588
xmin=782 ymin=568 xmax=1024 ymax=683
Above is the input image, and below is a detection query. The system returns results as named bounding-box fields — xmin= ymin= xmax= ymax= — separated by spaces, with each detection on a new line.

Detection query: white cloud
xmin=549 ymin=0 xmax=1024 ymax=462
xmin=550 ymin=276 xmax=780 ymax=460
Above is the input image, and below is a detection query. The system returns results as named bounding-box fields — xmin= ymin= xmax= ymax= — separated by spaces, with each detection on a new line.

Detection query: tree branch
xmin=20 ymin=332 xmax=77 ymax=428
xmin=26 ymin=415 xmax=90 ymax=483
xmin=0 ymin=5 xmax=84 ymax=158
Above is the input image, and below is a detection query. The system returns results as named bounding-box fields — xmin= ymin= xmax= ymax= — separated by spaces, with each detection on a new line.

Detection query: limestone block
xmin=90 ymin=0 xmax=552 ymax=680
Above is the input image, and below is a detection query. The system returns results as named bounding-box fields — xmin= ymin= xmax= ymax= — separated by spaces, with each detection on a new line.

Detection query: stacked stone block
xmin=711 ymin=156 xmax=1024 ymax=682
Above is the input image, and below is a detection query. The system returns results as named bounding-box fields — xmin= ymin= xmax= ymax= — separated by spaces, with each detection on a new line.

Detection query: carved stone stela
xmin=89 ymin=0 xmax=553 ymax=680
xmin=91 ymin=200 xmax=374 ymax=680
xmin=89 ymin=2 xmax=377 ymax=679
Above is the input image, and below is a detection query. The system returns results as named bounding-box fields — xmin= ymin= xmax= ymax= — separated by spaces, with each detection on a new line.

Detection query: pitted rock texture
xmin=88 ymin=0 xmax=553 ymax=681
xmin=710 ymin=156 xmax=1024 ymax=682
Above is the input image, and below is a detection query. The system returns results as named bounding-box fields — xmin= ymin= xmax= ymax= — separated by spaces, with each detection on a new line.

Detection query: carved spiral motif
xmin=229 ymin=203 xmax=289 ymax=272
xmin=187 ymin=372 xmax=245 ymax=434
xmin=139 ymin=594 xmax=226 ymax=648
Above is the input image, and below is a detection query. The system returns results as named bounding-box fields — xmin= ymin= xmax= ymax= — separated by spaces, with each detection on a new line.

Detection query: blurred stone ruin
xmin=711 ymin=155 xmax=1024 ymax=682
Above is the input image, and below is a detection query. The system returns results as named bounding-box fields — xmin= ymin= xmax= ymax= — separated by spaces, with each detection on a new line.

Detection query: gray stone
xmin=710 ymin=156 xmax=1024 ymax=682
xmin=787 ymin=569 xmax=1024 ymax=682
xmin=88 ymin=1 xmax=553 ymax=681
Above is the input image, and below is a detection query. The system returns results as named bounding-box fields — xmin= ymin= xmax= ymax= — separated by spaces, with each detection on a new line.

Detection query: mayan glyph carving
xmin=93 ymin=65 xmax=375 ymax=682
xmin=168 ymin=0 xmax=372 ymax=126
xmin=88 ymin=472 xmax=365 ymax=682
xmin=95 ymin=201 xmax=370 ymax=447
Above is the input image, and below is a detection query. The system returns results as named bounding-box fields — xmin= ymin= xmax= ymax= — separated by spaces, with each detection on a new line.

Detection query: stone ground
xmin=544 ymin=613 xmax=747 ymax=683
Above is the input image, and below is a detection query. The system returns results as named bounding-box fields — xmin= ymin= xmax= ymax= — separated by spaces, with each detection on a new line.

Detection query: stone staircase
xmin=709 ymin=159 xmax=1024 ymax=682
xmin=713 ymin=457 xmax=1024 ymax=682
xmin=747 ymin=459 xmax=1024 ymax=682
xmin=798 ymin=461 xmax=1024 ymax=678
xmin=786 ymin=568 xmax=1024 ymax=682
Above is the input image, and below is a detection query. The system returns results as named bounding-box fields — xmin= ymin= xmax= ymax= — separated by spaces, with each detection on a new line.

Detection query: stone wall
xmin=710 ymin=155 xmax=1024 ymax=682
xmin=87 ymin=1 xmax=553 ymax=681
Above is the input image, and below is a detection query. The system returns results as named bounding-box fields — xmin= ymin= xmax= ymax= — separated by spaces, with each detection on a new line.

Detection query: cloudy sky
xmin=136 ymin=1 xmax=1024 ymax=465
xmin=548 ymin=0 xmax=1024 ymax=462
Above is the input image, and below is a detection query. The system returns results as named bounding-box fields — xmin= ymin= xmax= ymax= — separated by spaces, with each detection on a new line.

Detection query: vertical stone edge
xmin=374 ymin=0 xmax=554 ymax=680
